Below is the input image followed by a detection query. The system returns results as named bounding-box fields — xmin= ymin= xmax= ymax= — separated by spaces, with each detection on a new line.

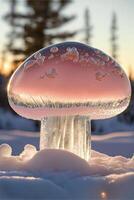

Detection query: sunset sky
xmin=0 ymin=0 xmax=134 ymax=76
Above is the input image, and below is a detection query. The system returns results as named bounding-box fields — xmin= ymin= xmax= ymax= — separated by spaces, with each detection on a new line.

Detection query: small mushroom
xmin=7 ymin=42 xmax=131 ymax=161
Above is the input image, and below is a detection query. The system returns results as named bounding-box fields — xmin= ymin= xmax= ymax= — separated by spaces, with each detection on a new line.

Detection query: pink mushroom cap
xmin=7 ymin=42 xmax=131 ymax=120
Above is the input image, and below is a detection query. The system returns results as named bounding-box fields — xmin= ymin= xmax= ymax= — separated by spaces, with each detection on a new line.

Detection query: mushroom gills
xmin=40 ymin=115 xmax=91 ymax=161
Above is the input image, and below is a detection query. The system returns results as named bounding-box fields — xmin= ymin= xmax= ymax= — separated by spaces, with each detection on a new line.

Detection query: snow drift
xmin=0 ymin=143 xmax=134 ymax=199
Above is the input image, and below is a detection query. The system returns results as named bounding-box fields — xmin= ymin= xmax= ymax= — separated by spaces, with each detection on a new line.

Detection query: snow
xmin=0 ymin=143 xmax=12 ymax=157
xmin=0 ymin=109 xmax=36 ymax=131
xmin=0 ymin=130 xmax=134 ymax=199
xmin=93 ymin=116 xmax=134 ymax=134
xmin=92 ymin=131 xmax=134 ymax=157
xmin=19 ymin=144 xmax=37 ymax=161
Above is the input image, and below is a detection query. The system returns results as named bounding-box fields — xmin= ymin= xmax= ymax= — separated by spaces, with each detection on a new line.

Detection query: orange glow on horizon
xmin=0 ymin=62 xmax=12 ymax=76
xmin=2 ymin=62 xmax=12 ymax=75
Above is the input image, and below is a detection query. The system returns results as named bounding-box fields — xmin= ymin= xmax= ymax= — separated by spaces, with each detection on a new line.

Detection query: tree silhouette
xmin=5 ymin=0 xmax=76 ymax=65
xmin=84 ymin=8 xmax=93 ymax=45
xmin=110 ymin=12 xmax=118 ymax=59
xmin=6 ymin=0 xmax=17 ymax=50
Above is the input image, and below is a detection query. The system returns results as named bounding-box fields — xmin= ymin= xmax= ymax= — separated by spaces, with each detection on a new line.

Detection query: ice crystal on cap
xmin=8 ymin=41 xmax=131 ymax=120
xmin=50 ymin=46 xmax=59 ymax=53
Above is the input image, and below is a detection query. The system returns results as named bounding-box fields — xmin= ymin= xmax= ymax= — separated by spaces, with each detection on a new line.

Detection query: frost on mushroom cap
xmin=7 ymin=42 xmax=131 ymax=120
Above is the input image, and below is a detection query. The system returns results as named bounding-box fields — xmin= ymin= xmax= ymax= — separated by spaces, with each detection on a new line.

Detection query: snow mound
xmin=0 ymin=144 xmax=133 ymax=175
xmin=90 ymin=150 xmax=134 ymax=175
xmin=0 ymin=144 xmax=134 ymax=199
xmin=0 ymin=144 xmax=12 ymax=157
xmin=26 ymin=149 xmax=90 ymax=175
xmin=20 ymin=144 xmax=37 ymax=161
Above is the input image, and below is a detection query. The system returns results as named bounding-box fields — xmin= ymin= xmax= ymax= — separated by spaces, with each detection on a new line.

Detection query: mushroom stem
xmin=39 ymin=115 xmax=91 ymax=161
xmin=64 ymin=116 xmax=74 ymax=151
xmin=40 ymin=118 xmax=48 ymax=150
xmin=74 ymin=116 xmax=90 ymax=160
xmin=86 ymin=118 xmax=91 ymax=160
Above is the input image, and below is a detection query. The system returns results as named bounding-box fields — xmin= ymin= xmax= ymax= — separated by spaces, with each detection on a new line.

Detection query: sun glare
xmin=3 ymin=62 xmax=11 ymax=75
xmin=100 ymin=191 xmax=107 ymax=199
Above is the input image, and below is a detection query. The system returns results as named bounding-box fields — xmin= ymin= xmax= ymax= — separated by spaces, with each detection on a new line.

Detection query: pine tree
xmin=110 ymin=12 xmax=118 ymax=59
xmin=5 ymin=0 xmax=25 ymax=69
xmin=5 ymin=0 xmax=17 ymax=54
xmin=84 ymin=8 xmax=93 ymax=45
xmin=0 ymin=49 xmax=9 ymax=108
xmin=5 ymin=0 xmax=76 ymax=64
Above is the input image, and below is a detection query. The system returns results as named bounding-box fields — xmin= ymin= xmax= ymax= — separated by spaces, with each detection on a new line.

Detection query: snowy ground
xmin=92 ymin=132 xmax=134 ymax=157
xmin=0 ymin=130 xmax=134 ymax=199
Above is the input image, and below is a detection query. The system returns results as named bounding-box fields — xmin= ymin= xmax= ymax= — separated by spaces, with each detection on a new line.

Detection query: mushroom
xmin=7 ymin=42 xmax=131 ymax=161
